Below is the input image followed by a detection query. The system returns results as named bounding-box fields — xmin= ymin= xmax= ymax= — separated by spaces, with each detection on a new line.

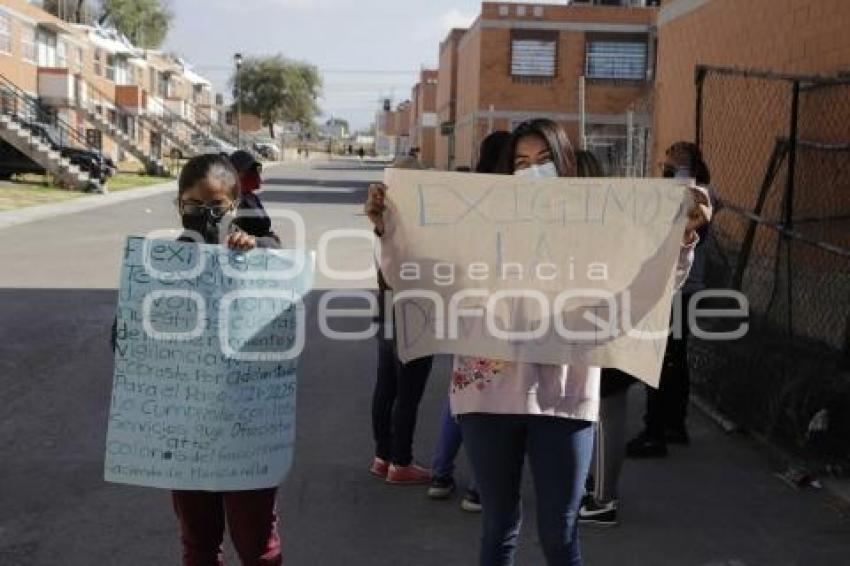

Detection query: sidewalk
xmin=0 ymin=179 xmax=177 ymax=230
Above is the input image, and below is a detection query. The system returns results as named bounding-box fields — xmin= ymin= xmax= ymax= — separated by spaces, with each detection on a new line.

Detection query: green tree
xmin=99 ymin=0 xmax=172 ymax=49
xmin=231 ymin=55 xmax=323 ymax=139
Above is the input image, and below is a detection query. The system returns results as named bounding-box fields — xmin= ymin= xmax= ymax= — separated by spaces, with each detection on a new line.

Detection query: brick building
xmin=435 ymin=29 xmax=466 ymax=170
xmin=0 ymin=0 xmax=220 ymax=185
xmin=408 ymin=69 xmax=438 ymax=168
xmin=442 ymin=1 xmax=657 ymax=171
xmin=375 ymin=99 xmax=412 ymax=158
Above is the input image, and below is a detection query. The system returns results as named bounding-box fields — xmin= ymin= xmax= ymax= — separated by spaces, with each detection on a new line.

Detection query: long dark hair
xmin=475 ymin=130 xmax=511 ymax=173
xmin=575 ymin=150 xmax=605 ymax=177
xmin=498 ymin=119 xmax=577 ymax=177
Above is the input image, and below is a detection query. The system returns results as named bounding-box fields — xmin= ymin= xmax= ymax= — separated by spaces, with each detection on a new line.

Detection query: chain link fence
xmin=692 ymin=66 xmax=850 ymax=465
xmin=585 ymin=94 xmax=653 ymax=177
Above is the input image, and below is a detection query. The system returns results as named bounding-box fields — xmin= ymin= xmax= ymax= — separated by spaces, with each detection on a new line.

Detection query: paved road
xmin=1 ymin=160 xmax=848 ymax=565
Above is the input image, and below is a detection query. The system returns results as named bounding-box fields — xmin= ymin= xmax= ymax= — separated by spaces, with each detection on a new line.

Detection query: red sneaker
xmin=369 ymin=457 xmax=389 ymax=478
xmin=386 ymin=463 xmax=432 ymax=484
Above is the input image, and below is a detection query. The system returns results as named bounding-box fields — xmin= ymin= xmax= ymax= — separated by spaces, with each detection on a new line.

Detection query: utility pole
xmin=234 ymin=53 xmax=243 ymax=148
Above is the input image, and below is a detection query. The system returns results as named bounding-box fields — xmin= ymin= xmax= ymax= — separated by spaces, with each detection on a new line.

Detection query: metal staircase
xmin=76 ymin=79 xmax=168 ymax=176
xmin=142 ymin=97 xmax=200 ymax=158
xmin=0 ymin=74 xmax=99 ymax=191
xmin=189 ymin=106 xmax=239 ymax=147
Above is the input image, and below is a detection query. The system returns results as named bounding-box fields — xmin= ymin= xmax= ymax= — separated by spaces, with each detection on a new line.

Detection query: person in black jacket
xmin=229 ymin=150 xmax=281 ymax=249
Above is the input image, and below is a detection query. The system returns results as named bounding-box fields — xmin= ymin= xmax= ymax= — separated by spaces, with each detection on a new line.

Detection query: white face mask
xmin=514 ymin=162 xmax=558 ymax=178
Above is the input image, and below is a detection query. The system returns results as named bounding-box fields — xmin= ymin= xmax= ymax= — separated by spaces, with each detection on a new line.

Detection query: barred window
xmin=511 ymin=31 xmax=558 ymax=78
xmin=0 ymin=13 xmax=11 ymax=55
xmin=585 ymin=40 xmax=647 ymax=80
xmin=21 ymin=24 xmax=36 ymax=63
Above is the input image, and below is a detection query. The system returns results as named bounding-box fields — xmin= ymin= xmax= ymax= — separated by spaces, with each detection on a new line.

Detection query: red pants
xmin=171 ymin=488 xmax=282 ymax=566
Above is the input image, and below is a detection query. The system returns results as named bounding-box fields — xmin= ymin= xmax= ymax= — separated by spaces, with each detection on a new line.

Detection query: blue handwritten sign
xmin=105 ymin=236 xmax=314 ymax=490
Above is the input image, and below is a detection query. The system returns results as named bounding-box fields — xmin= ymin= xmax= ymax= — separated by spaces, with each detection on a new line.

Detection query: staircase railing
xmin=148 ymin=97 xmax=202 ymax=153
xmin=190 ymin=105 xmax=239 ymax=146
xmin=148 ymin=96 xmax=207 ymax=146
xmin=76 ymin=77 xmax=164 ymax=163
xmin=0 ymin=71 xmax=100 ymax=156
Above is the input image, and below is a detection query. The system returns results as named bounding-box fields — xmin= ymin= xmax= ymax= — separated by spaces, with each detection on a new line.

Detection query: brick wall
xmin=410 ymin=69 xmax=438 ymax=167
xmin=453 ymin=3 xmax=655 ymax=169
xmin=436 ymin=28 xmax=465 ymax=170
xmin=654 ymin=0 xmax=850 ymax=169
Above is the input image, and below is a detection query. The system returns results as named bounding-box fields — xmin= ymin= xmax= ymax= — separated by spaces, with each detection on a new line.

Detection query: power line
xmin=189 ymin=65 xmax=418 ymax=76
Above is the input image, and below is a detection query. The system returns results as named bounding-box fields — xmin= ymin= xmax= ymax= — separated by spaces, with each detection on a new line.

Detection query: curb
xmin=0 ymin=180 xmax=177 ymax=230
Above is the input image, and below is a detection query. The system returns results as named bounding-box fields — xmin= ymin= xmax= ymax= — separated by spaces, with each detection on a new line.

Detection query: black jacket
xmin=233 ymin=192 xmax=280 ymax=249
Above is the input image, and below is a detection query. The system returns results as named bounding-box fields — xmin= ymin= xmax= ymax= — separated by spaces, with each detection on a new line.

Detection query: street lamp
xmin=234 ymin=53 xmax=243 ymax=148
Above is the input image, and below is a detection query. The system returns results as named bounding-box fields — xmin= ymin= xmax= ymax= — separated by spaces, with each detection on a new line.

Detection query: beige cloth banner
xmin=379 ymin=169 xmax=692 ymax=387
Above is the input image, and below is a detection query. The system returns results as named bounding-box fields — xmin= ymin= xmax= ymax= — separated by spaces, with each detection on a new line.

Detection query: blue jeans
xmin=432 ymin=399 xmax=477 ymax=491
xmin=459 ymin=414 xmax=594 ymax=566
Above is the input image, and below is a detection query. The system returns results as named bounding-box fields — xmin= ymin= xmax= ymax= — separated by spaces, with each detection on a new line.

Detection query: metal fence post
xmin=694 ymin=65 xmax=707 ymax=147
xmin=784 ymin=80 xmax=801 ymax=341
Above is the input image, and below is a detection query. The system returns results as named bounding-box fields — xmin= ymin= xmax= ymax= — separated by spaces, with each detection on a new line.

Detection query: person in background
xmin=368 ymin=156 xmax=435 ymax=484
xmin=427 ymin=130 xmax=512 ymax=513
xmin=229 ymin=150 xmax=280 ymax=249
xmin=170 ymin=154 xmax=283 ymax=565
xmin=366 ymin=119 xmax=710 ymax=565
xmin=572 ymin=150 xmax=633 ymax=528
xmin=626 ymin=141 xmax=715 ymax=459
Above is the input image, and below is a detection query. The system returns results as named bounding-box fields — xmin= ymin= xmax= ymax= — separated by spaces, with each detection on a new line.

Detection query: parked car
xmin=192 ymin=134 xmax=237 ymax=156
xmin=253 ymin=141 xmax=281 ymax=160
xmin=20 ymin=121 xmax=114 ymax=181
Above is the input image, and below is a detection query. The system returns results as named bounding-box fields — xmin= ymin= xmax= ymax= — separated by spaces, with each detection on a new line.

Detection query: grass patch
xmin=0 ymin=172 xmax=172 ymax=211
xmin=107 ymin=173 xmax=172 ymax=192
xmin=0 ymin=180 xmax=82 ymax=211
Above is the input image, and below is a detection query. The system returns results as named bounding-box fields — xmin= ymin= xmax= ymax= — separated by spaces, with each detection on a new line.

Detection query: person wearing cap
xmin=229 ymin=150 xmax=281 ymax=249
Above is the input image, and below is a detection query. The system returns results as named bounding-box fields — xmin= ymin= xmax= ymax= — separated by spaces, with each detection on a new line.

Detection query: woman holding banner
xmin=365 ymin=119 xmax=712 ymax=566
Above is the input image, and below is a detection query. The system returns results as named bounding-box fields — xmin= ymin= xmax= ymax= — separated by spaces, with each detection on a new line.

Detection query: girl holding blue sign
xmin=108 ymin=154 xmax=284 ymax=566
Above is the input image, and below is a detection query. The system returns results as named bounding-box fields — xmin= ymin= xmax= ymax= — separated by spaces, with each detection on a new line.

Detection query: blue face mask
xmin=514 ymin=162 xmax=558 ymax=178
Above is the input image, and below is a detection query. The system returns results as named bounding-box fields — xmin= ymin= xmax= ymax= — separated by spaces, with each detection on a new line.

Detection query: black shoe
xmin=579 ymin=499 xmax=618 ymax=526
xmin=427 ymin=475 xmax=455 ymax=499
xmin=460 ymin=489 xmax=482 ymax=513
xmin=665 ymin=427 xmax=690 ymax=445
xmin=626 ymin=432 xmax=668 ymax=458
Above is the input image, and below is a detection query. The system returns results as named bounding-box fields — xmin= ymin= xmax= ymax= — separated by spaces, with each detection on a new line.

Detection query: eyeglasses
xmin=178 ymin=199 xmax=235 ymax=218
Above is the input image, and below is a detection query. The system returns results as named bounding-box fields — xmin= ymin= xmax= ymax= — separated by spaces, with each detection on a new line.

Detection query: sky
xmin=163 ymin=0 xmax=534 ymax=131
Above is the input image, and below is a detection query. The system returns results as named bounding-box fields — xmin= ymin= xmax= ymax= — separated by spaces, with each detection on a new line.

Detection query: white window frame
xmin=105 ymin=53 xmax=117 ymax=82
xmin=21 ymin=23 xmax=36 ymax=64
xmin=0 ymin=12 xmax=11 ymax=55
xmin=75 ymin=46 xmax=84 ymax=74
xmin=56 ymin=39 xmax=67 ymax=68
xmin=94 ymin=48 xmax=102 ymax=76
